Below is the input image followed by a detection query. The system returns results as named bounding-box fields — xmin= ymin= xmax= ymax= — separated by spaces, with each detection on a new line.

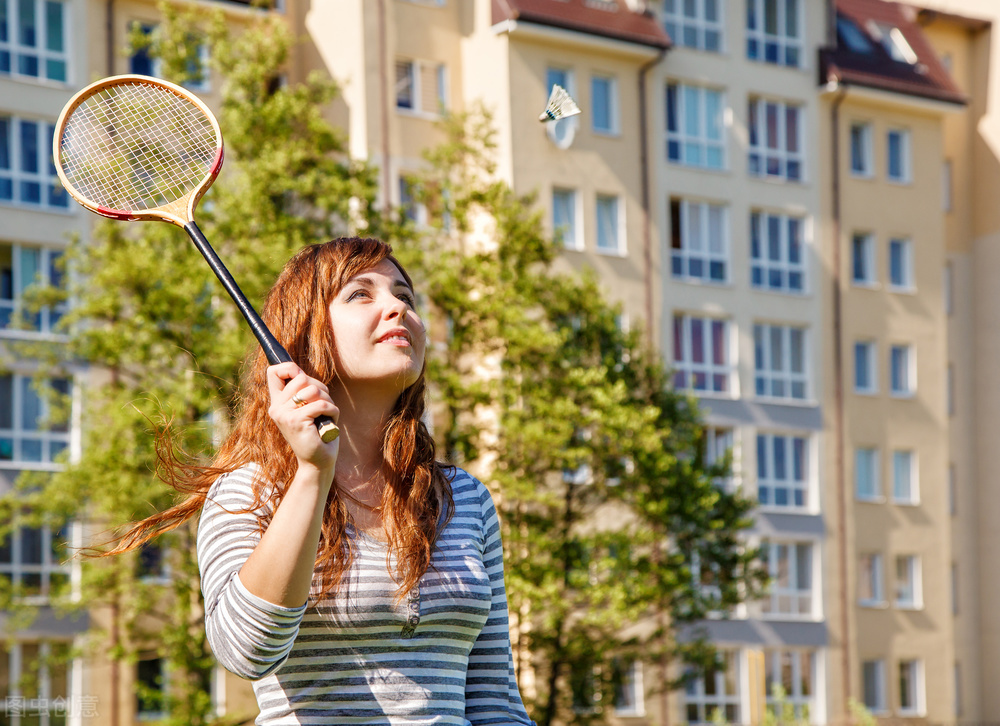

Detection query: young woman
xmin=124 ymin=238 xmax=534 ymax=724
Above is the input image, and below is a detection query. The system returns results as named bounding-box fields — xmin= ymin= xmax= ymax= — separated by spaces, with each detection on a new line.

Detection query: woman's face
xmin=328 ymin=259 xmax=426 ymax=392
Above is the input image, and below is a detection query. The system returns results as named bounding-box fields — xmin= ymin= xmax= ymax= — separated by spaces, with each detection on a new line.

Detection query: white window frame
xmin=705 ymin=426 xmax=738 ymax=491
xmin=0 ymin=0 xmax=70 ymax=84
xmin=746 ymin=0 xmax=803 ymax=68
xmin=760 ymin=540 xmax=816 ymax=619
xmin=1 ymin=242 xmax=67 ymax=336
xmin=682 ymin=651 xmax=741 ymax=725
xmin=898 ymin=659 xmax=926 ymax=716
xmin=590 ymin=73 xmax=619 ymax=136
xmin=665 ymin=82 xmax=726 ymax=170
xmin=858 ymin=552 xmax=884 ymax=607
xmin=890 ymin=344 xmax=916 ymax=397
xmin=673 ymin=314 xmax=735 ymax=396
xmin=662 ymin=0 xmax=724 ymax=52
xmin=0 ymin=373 xmax=72 ymax=466
xmin=748 ymin=98 xmax=804 ymax=182
xmin=895 ymin=555 xmax=922 ymax=610
xmin=552 ymin=187 xmax=581 ymax=251
xmin=850 ymin=122 xmax=874 ymax=177
xmin=854 ymin=340 xmax=877 ymax=394
xmin=595 ymin=193 xmax=624 ymax=255
xmin=0 ymin=641 xmax=78 ymax=726
xmin=855 ymin=447 xmax=881 ymax=501
xmin=670 ymin=197 xmax=729 ymax=284
xmin=862 ymin=659 xmax=887 ymax=714
xmin=851 ymin=232 xmax=877 ymax=286
xmin=0 ymin=116 xmax=70 ymax=211
xmin=750 ymin=210 xmax=807 ymax=294
xmin=753 ymin=323 xmax=808 ymax=401
xmin=888 ymin=237 xmax=914 ymax=291
xmin=612 ymin=659 xmax=645 ymax=717
xmin=891 ymin=449 xmax=918 ymax=504
xmin=763 ymin=650 xmax=815 ymax=720
xmin=887 ymin=128 xmax=912 ymax=183
xmin=0 ymin=523 xmax=72 ymax=603
xmin=755 ymin=432 xmax=811 ymax=512
xmin=545 ymin=66 xmax=579 ymax=149
xmin=395 ymin=58 xmax=446 ymax=118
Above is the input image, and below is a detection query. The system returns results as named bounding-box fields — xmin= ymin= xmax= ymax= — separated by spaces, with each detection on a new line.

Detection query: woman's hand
xmin=266 ymin=362 xmax=340 ymax=472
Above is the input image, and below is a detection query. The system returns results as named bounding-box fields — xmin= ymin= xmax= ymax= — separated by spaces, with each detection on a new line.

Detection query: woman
xmin=123 ymin=238 xmax=534 ymax=725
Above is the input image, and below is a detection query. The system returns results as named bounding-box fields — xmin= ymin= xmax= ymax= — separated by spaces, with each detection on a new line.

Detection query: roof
xmin=820 ymin=0 xmax=965 ymax=106
xmin=492 ymin=0 xmax=671 ymax=50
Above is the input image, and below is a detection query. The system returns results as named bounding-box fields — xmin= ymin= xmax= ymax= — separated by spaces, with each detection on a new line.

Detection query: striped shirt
xmin=198 ymin=463 xmax=535 ymax=726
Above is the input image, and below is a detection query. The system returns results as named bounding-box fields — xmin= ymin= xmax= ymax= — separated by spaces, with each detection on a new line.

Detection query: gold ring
xmin=291 ymin=392 xmax=306 ymax=407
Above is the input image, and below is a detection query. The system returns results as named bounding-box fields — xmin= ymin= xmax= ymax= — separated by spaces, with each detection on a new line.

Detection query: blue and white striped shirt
xmin=198 ymin=463 xmax=535 ymax=725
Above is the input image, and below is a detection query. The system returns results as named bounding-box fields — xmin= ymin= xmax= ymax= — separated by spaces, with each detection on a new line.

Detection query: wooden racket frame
xmin=52 ymin=74 xmax=225 ymax=224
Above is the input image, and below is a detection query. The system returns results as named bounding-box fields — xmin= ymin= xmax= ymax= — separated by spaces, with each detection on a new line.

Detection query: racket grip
xmin=316 ymin=416 xmax=340 ymax=443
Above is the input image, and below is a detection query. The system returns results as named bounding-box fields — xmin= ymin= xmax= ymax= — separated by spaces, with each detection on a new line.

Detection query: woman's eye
xmin=347 ymin=289 xmax=370 ymax=301
xmin=398 ymin=293 xmax=416 ymax=307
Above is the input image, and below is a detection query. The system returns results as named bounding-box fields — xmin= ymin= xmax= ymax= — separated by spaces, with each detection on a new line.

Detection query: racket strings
xmin=59 ymin=81 xmax=218 ymax=213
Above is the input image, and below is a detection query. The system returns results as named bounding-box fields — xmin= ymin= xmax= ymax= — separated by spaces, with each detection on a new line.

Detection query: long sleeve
xmin=464 ymin=483 xmax=535 ymax=726
xmin=197 ymin=465 xmax=307 ymax=680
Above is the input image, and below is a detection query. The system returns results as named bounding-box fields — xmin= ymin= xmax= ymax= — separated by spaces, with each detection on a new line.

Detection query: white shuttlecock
xmin=539 ymin=84 xmax=581 ymax=122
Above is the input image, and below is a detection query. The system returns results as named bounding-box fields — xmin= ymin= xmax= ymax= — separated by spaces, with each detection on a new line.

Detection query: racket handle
xmin=183 ymin=221 xmax=340 ymax=443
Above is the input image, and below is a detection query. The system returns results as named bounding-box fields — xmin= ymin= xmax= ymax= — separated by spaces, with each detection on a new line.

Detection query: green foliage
xmin=848 ymin=697 xmax=878 ymax=726
xmin=407 ymin=106 xmax=765 ymax=726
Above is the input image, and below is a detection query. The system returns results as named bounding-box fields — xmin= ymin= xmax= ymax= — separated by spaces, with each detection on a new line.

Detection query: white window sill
xmin=890 ymin=391 xmax=917 ymax=400
xmin=752 ymin=395 xmax=815 ymax=407
xmin=888 ymin=284 xmax=917 ymax=295
xmin=894 ymin=601 xmax=923 ymax=611
xmin=596 ymin=247 xmax=628 ymax=258
xmin=854 ymin=387 xmax=879 ymax=396
xmin=859 ymin=599 xmax=888 ymax=609
xmin=898 ymin=709 xmax=926 ymax=718
xmin=756 ymin=505 xmax=815 ymax=516
xmin=672 ymin=274 xmax=731 ymax=287
xmin=851 ymin=280 xmax=880 ymax=290
xmin=0 ymin=199 xmax=77 ymax=217
xmin=891 ymin=498 xmax=920 ymax=507
xmin=856 ymin=495 xmax=886 ymax=504
xmin=887 ymin=177 xmax=914 ymax=187
xmin=395 ymin=107 xmax=443 ymax=121
xmin=666 ymin=160 xmax=729 ymax=174
xmin=750 ymin=284 xmax=810 ymax=297
xmin=849 ymin=170 xmax=875 ymax=180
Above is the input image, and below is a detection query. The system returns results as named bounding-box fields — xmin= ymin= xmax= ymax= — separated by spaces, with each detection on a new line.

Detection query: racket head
xmin=53 ymin=74 xmax=224 ymax=225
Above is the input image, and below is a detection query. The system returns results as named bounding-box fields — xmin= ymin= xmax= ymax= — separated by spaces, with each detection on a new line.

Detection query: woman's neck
xmin=329 ymin=382 xmax=398 ymax=488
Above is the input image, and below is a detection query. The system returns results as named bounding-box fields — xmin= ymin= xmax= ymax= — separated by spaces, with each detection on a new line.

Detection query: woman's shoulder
xmin=441 ymin=465 xmax=496 ymax=513
xmin=204 ymin=463 xmax=273 ymax=513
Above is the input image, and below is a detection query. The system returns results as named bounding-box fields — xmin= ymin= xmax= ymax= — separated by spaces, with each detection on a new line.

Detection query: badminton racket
xmin=52 ymin=74 xmax=339 ymax=442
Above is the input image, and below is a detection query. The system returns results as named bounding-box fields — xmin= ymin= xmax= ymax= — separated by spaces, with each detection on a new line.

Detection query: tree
xmin=407 ymin=107 xmax=765 ymax=726
xmin=1 ymin=4 xmax=383 ymax=725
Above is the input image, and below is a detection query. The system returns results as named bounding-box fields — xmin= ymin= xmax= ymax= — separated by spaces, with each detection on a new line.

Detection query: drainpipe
xmin=829 ymin=77 xmax=852 ymax=708
xmin=376 ymin=0 xmax=392 ymax=214
xmin=106 ymin=0 xmax=114 ymax=76
xmin=638 ymin=46 xmax=666 ymax=351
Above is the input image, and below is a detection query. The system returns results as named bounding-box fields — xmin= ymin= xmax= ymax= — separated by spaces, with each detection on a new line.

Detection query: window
xmin=395 ymin=59 xmax=446 ymax=116
xmin=854 ymin=341 xmax=877 ymax=394
xmin=760 ymin=541 xmax=814 ymax=617
xmin=751 ymin=211 xmax=805 ymax=293
xmin=851 ymin=232 xmax=876 ymax=285
xmin=895 ymin=555 xmax=921 ymax=609
xmin=665 ymin=82 xmax=725 ymax=170
xmin=754 ymin=323 xmax=807 ymax=400
xmin=398 ymin=175 xmax=427 ymax=226
xmin=0 ymin=117 xmax=69 ymax=209
xmin=0 ymin=641 xmax=74 ymax=725
xmin=552 ymin=188 xmax=580 ymax=250
xmin=850 ymin=122 xmax=873 ymax=176
xmin=545 ymin=67 xmax=578 ymax=149
xmin=612 ymin=659 xmax=644 ymax=716
xmin=888 ymin=238 xmax=913 ymax=290
xmin=899 ymin=660 xmax=924 ymax=715
xmin=748 ymin=98 xmax=803 ymax=182
xmin=673 ymin=314 xmax=733 ymax=395
xmin=128 ymin=23 xmax=210 ymax=91
xmin=863 ymin=660 xmax=886 ymax=713
xmin=0 ymin=0 xmax=68 ymax=82
xmin=855 ymin=447 xmax=880 ymax=501
xmin=596 ymin=194 xmax=623 ymax=254
xmin=1 ymin=243 xmax=66 ymax=333
xmin=746 ymin=0 xmax=802 ymax=67
xmin=137 ymin=657 xmax=168 ymax=720
xmin=591 ymin=74 xmax=618 ymax=135
xmin=683 ymin=651 xmax=740 ymax=724
xmin=892 ymin=450 xmax=917 ymax=504
xmin=0 ymin=374 xmax=72 ymax=463
xmin=890 ymin=344 xmax=915 ymax=396
xmin=756 ymin=433 xmax=809 ymax=510
xmin=704 ymin=426 xmax=737 ymax=489
xmin=670 ymin=198 xmax=728 ymax=283
xmin=763 ymin=650 xmax=814 ymax=720
xmin=887 ymin=129 xmax=911 ymax=183
xmin=663 ymin=0 xmax=723 ymax=52
xmin=871 ymin=23 xmax=918 ymax=64
xmin=858 ymin=553 xmax=883 ymax=606
xmin=0 ymin=523 xmax=70 ymax=599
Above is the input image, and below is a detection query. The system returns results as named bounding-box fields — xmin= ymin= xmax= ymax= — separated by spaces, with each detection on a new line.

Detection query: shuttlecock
xmin=539 ymin=84 xmax=581 ymax=122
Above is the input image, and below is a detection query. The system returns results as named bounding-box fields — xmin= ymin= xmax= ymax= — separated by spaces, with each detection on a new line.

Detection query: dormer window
xmin=836 ymin=16 xmax=873 ymax=54
xmin=868 ymin=21 xmax=918 ymax=64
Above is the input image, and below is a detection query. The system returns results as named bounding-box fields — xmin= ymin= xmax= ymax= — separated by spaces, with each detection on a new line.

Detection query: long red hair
xmin=107 ymin=237 xmax=452 ymax=601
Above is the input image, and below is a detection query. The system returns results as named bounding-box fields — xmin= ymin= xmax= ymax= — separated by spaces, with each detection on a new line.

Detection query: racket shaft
xmin=183 ymin=222 xmax=339 ymax=442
